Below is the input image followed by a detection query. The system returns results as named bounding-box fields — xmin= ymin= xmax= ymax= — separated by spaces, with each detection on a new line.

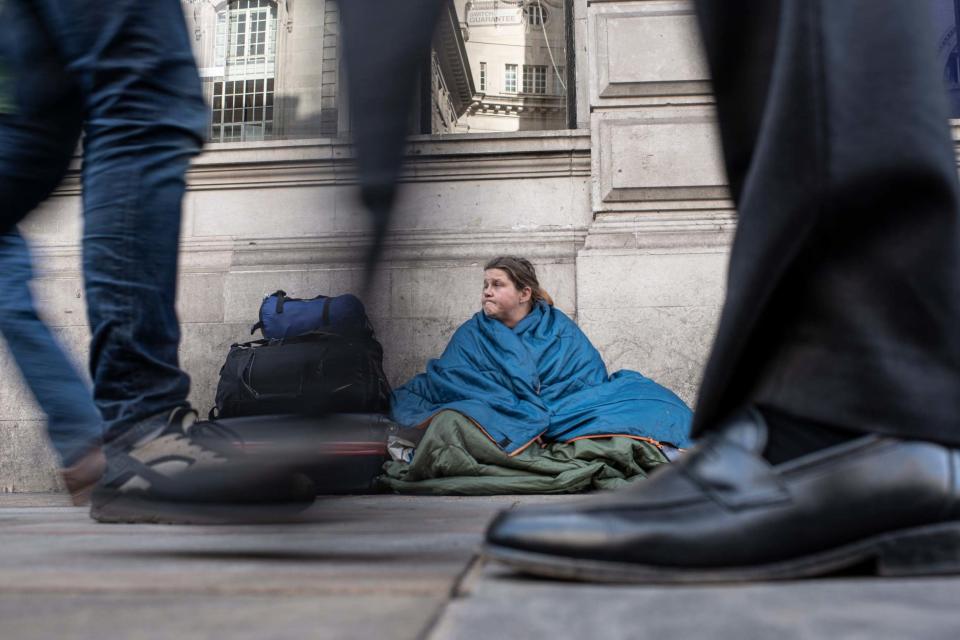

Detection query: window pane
xmin=505 ymin=64 xmax=517 ymax=93
xmin=430 ymin=1 xmax=570 ymax=134
xmin=534 ymin=65 xmax=546 ymax=94
xmin=202 ymin=2 xmax=282 ymax=144
xmin=191 ymin=0 xmax=573 ymax=142
xmin=525 ymin=3 xmax=546 ymax=26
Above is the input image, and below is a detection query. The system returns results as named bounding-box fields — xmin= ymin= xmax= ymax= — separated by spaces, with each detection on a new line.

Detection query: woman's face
xmin=482 ymin=268 xmax=532 ymax=327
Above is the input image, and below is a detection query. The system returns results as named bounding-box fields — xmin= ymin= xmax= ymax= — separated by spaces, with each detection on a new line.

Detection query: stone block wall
xmin=576 ymin=0 xmax=732 ymax=405
xmin=0 ymin=132 xmax=593 ymax=491
xmin=0 ymin=0 xmax=747 ymax=491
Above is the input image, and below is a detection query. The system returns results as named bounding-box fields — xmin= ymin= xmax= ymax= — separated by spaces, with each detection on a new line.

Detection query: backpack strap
xmin=321 ymin=296 xmax=331 ymax=326
xmin=274 ymin=290 xmax=288 ymax=314
xmin=251 ymin=291 xmax=287 ymax=335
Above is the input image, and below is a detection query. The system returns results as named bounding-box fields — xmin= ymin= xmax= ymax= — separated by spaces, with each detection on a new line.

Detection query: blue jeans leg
xmin=0 ymin=232 xmax=103 ymax=466
xmin=0 ymin=1 xmax=102 ymax=466
xmin=30 ymin=0 xmax=209 ymax=442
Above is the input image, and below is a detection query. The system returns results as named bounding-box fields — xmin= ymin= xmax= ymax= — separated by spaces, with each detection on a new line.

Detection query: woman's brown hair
xmin=484 ymin=256 xmax=554 ymax=306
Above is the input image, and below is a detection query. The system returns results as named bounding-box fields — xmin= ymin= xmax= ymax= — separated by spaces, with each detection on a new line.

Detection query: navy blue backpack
xmin=251 ymin=290 xmax=372 ymax=339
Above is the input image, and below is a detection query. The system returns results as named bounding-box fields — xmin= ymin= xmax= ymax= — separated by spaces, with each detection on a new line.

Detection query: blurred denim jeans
xmin=0 ymin=231 xmax=101 ymax=465
xmin=0 ymin=0 xmax=208 ymax=456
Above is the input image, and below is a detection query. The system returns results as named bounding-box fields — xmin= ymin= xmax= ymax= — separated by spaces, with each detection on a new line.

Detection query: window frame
xmin=216 ymin=0 xmax=277 ymax=67
xmin=522 ymin=64 xmax=547 ymax=95
xmin=504 ymin=63 xmax=518 ymax=94
xmin=524 ymin=2 xmax=547 ymax=27
xmin=209 ymin=0 xmax=279 ymax=143
xmin=210 ymin=77 xmax=275 ymax=143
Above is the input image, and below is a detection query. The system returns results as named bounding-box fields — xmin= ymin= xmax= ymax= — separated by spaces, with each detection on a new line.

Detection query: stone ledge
xmin=580 ymin=211 xmax=735 ymax=252
xmin=28 ymin=227 xmax=589 ymax=273
xmin=52 ymin=132 xmax=591 ymax=195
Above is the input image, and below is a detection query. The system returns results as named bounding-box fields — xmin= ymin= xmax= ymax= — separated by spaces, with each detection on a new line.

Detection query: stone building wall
xmin=1 ymin=0 xmax=746 ymax=491
xmin=576 ymin=0 xmax=732 ymax=405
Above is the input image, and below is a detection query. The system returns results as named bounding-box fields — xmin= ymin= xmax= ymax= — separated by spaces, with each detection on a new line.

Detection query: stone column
xmin=576 ymin=0 xmax=733 ymax=406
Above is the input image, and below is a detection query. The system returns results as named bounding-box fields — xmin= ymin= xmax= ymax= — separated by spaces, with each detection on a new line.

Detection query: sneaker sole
xmin=483 ymin=520 xmax=960 ymax=584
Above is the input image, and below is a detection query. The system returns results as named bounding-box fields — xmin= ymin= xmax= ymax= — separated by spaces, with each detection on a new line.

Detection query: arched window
xmin=211 ymin=0 xmax=278 ymax=142
xmin=524 ymin=2 xmax=548 ymax=27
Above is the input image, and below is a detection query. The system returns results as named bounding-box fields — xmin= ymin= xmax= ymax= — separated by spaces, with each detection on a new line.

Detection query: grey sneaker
xmin=90 ymin=407 xmax=316 ymax=524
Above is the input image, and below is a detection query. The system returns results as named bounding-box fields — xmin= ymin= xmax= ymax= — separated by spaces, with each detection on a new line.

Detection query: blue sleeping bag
xmin=390 ymin=302 xmax=693 ymax=454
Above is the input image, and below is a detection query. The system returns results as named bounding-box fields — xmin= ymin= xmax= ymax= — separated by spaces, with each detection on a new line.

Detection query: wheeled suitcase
xmin=211 ymin=412 xmax=397 ymax=494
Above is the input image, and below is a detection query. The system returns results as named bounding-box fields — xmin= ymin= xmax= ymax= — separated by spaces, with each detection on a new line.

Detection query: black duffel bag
xmin=210 ymin=332 xmax=391 ymax=419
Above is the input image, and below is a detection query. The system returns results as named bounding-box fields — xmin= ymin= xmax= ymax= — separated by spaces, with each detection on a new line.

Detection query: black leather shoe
xmin=484 ymin=408 xmax=960 ymax=583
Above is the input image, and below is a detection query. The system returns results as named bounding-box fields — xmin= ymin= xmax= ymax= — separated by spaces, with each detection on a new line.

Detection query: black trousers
xmin=342 ymin=1 xmax=960 ymax=444
xmin=692 ymin=0 xmax=960 ymax=443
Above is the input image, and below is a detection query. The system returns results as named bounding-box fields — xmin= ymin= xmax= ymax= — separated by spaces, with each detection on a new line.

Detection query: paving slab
xmin=7 ymin=493 xmax=960 ymax=639
xmin=0 ymin=593 xmax=436 ymax=640
xmin=0 ymin=493 xmax=575 ymax=640
xmin=430 ymin=563 xmax=960 ymax=640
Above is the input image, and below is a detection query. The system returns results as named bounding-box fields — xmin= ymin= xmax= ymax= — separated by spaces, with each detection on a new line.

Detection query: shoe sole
xmin=484 ymin=520 xmax=960 ymax=584
xmin=90 ymin=494 xmax=315 ymax=525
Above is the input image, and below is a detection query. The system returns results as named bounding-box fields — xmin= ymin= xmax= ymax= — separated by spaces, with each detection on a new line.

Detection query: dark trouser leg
xmin=339 ymin=0 xmax=446 ymax=277
xmin=692 ymin=0 xmax=960 ymax=443
xmin=0 ymin=1 xmax=102 ymax=465
xmin=33 ymin=0 xmax=208 ymax=442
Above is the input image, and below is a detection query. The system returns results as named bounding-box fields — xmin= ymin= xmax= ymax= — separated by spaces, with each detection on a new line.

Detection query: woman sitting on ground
xmin=389 ymin=256 xmax=693 ymax=457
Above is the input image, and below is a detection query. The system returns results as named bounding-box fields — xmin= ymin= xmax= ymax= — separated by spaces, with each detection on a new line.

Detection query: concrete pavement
xmin=1 ymin=493 xmax=959 ymax=640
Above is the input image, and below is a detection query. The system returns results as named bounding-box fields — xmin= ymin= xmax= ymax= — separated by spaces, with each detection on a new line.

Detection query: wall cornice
xmin=225 ymin=227 xmax=588 ymax=267
xmin=31 ymin=226 xmax=589 ymax=273
xmin=580 ymin=210 xmax=735 ymax=254
xmin=51 ymin=131 xmax=591 ymax=196
xmin=185 ymin=131 xmax=591 ymax=189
